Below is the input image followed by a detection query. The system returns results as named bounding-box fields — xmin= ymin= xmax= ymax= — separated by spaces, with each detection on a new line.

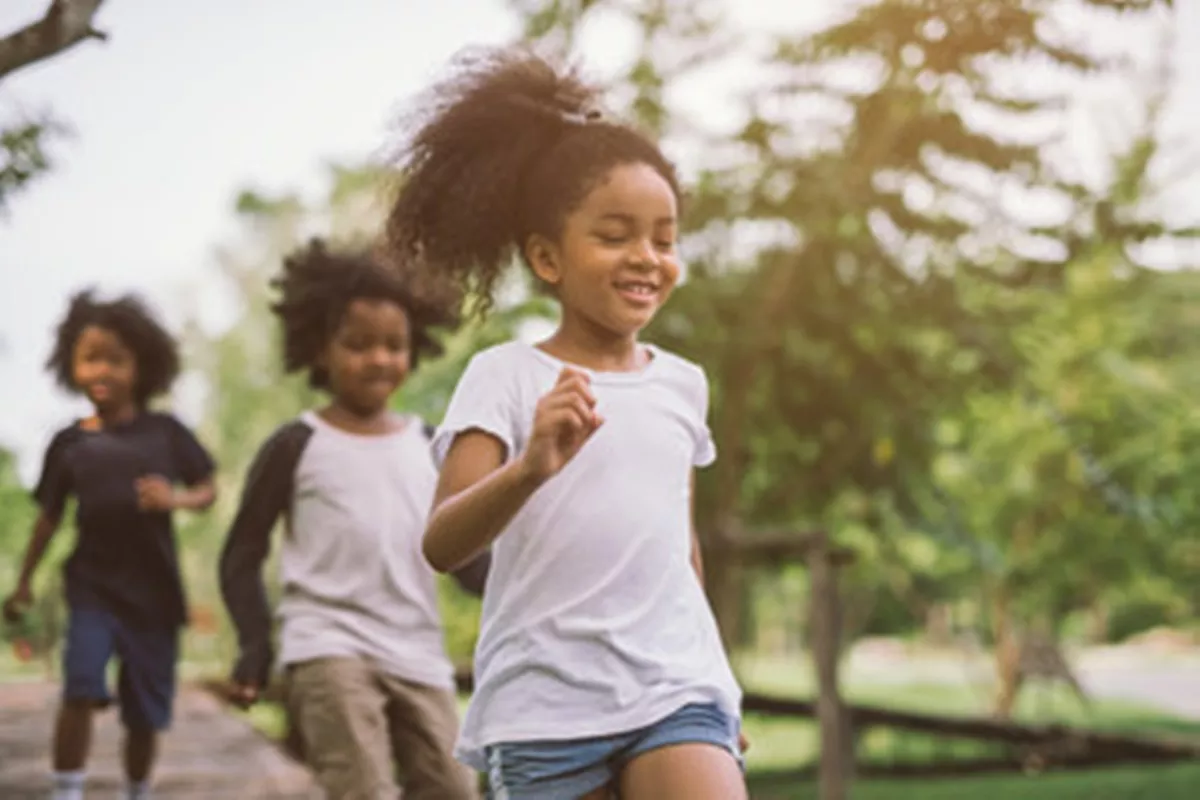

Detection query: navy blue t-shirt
xmin=33 ymin=412 xmax=215 ymax=629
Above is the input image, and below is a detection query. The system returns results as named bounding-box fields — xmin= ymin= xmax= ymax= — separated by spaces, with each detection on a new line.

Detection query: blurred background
xmin=1 ymin=1 xmax=1198 ymax=797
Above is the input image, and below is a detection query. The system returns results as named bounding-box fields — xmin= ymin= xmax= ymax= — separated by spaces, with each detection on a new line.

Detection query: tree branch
xmin=0 ymin=0 xmax=107 ymax=82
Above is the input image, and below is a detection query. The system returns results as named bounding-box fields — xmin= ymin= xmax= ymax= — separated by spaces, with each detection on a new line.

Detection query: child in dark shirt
xmin=219 ymin=240 xmax=486 ymax=799
xmin=3 ymin=290 xmax=216 ymax=800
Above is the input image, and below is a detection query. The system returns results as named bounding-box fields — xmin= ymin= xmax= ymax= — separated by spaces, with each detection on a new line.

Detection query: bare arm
xmin=174 ymin=478 xmax=216 ymax=511
xmin=4 ymin=511 xmax=61 ymax=620
xmin=423 ymin=431 xmax=543 ymax=573
xmin=15 ymin=512 xmax=60 ymax=590
xmin=425 ymin=366 xmax=600 ymax=573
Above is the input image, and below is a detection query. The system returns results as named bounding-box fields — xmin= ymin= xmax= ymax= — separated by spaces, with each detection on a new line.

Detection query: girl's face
xmin=529 ymin=162 xmax=681 ymax=340
xmin=321 ymin=298 xmax=411 ymax=417
xmin=72 ymin=325 xmax=138 ymax=412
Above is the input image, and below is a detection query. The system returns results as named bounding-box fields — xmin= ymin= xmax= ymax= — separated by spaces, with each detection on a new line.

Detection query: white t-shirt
xmin=276 ymin=411 xmax=456 ymax=689
xmin=433 ymin=341 xmax=742 ymax=769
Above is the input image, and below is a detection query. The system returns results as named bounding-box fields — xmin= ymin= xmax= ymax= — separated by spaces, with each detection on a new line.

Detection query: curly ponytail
xmin=384 ymin=46 xmax=679 ymax=313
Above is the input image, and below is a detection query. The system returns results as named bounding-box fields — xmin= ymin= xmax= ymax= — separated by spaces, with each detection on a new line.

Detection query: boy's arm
xmin=3 ymin=512 xmax=61 ymax=619
xmin=166 ymin=414 xmax=218 ymax=511
xmin=6 ymin=428 xmax=73 ymax=613
xmin=218 ymin=423 xmax=309 ymax=692
xmin=15 ymin=512 xmax=61 ymax=588
xmin=173 ymin=478 xmax=216 ymax=511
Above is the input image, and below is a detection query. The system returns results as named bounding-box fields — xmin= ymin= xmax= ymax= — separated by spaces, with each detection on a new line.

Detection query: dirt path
xmin=0 ymin=681 xmax=320 ymax=799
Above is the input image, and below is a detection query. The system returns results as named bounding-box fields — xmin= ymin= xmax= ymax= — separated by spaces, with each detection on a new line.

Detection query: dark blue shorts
xmin=62 ymin=605 xmax=178 ymax=732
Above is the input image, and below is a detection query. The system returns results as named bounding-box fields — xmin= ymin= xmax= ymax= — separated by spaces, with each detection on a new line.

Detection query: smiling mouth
xmin=614 ymin=279 xmax=660 ymax=303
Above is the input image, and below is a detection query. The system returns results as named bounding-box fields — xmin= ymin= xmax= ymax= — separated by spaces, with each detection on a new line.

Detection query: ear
xmin=524 ymin=234 xmax=564 ymax=287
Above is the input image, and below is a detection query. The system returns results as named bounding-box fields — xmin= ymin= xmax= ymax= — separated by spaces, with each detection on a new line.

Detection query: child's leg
xmin=122 ymin=727 xmax=157 ymax=783
xmin=54 ymin=606 xmax=117 ymax=796
xmin=618 ymin=743 xmax=745 ymax=800
xmin=52 ymin=701 xmax=95 ymax=771
xmin=616 ymin=703 xmax=746 ymax=800
xmin=113 ymin=620 xmax=178 ymax=796
xmin=287 ymin=657 xmax=398 ymax=799
xmin=379 ymin=674 xmax=478 ymax=799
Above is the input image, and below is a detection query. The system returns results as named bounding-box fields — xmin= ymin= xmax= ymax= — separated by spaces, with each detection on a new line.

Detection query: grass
xmin=5 ymin=645 xmax=1198 ymax=798
xmin=734 ymin=653 xmax=1200 ymax=773
xmin=747 ymin=761 xmax=1200 ymax=799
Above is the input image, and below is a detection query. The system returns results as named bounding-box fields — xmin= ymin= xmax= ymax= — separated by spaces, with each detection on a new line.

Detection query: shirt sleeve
xmin=218 ymin=420 xmax=312 ymax=688
xmin=31 ymin=427 xmax=74 ymax=520
xmin=692 ymin=365 xmax=717 ymax=468
xmin=432 ymin=348 xmax=521 ymax=467
xmin=165 ymin=415 xmax=216 ymax=486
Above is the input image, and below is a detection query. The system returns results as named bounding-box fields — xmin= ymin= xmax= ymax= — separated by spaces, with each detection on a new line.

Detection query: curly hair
xmin=384 ymin=45 xmax=681 ymax=313
xmin=45 ymin=289 xmax=181 ymax=407
xmin=271 ymin=238 xmax=452 ymax=390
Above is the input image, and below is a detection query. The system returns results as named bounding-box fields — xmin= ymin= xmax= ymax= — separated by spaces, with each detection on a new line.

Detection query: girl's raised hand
xmin=520 ymin=367 xmax=603 ymax=483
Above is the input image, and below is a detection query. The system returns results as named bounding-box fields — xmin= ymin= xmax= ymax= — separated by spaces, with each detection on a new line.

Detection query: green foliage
xmin=0 ymin=449 xmax=39 ymax=622
xmin=0 ymin=115 xmax=68 ymax=212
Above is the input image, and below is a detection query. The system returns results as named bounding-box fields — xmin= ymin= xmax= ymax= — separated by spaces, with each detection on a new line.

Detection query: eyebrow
xmin=596 ymin=212 xmax=676 ymax=226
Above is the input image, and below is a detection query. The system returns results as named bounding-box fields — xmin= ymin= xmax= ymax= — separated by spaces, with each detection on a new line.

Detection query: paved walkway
xmin=0 ymin=682 xmax=320 ymax=799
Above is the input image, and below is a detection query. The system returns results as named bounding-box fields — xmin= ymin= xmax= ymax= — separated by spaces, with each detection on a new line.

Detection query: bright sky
xmin=0 ymin=0 xmax=1195 ymax=484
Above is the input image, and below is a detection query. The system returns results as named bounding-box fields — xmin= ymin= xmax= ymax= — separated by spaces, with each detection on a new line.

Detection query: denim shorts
xmin=62 ymin=605 xmax=178 ymax=732
xmin=484 ymin=702 xmax=742 ymax=799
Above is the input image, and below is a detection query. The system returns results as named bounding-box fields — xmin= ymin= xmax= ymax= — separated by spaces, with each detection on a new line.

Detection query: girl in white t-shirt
xmin=386 ymin=46 xmax=747 ymax=799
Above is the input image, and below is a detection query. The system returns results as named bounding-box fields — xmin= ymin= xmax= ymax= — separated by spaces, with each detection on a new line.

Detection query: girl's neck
xmin=541 ymin=317 xmax=648 ymax=373
xmin=89 ymin=402 xmax=139 ymax=430
xmin=318 ymin=402 xmax=403 ymax=436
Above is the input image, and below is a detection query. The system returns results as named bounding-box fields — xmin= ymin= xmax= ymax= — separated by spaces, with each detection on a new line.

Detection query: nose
xmin=629 ymin=239 xmax=659 ymax=269
xmin=368 ymin=346 xmax=393 ymax=367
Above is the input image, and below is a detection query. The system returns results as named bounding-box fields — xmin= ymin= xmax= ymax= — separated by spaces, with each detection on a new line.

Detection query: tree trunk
xmin=809 ymin=533 xmax=853 ymax=799
xmin=705 ymin=352 xmax=751 ymax=650
xmin=924 ymin=602 xmax=953 ymax=647
xmin=991 ymin=584 xmax=1022 ymax=719
xmin=1085 ymin=598 xmax=1110 ymax=645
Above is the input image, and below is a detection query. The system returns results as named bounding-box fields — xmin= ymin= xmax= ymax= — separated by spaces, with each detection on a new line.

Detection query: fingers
xmin=134 ymin=475 xmax=169 ymax=491
xmin=134 ymin=475 xmax=172 ymax=509
xmin=551 ymin=368 xmax=597 ymax=405
xmin=545 ymin=368 xmax=601 ymax=429
xmin=2 ymin=597 xmax=28 ymax=624
xmin=542 ymin=392 xmax=601 ymax=433
xmin=231 ymin=683 xmax=258 ymax=708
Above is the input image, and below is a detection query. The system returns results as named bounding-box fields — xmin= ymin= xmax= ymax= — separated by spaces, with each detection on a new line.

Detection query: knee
xmin=61 ymin=697 xmax=99 ymax=714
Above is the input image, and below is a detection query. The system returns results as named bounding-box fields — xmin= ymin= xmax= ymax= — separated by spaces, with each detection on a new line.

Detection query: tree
xmin=0 ymin=0 xmax=108 ymax=210
xmin=505 ymin=0 xmax=1184 ymax=653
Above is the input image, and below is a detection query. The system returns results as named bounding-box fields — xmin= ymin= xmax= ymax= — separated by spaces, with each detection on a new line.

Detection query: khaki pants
xmin=287 ymin=657 xmax=479 ymax=800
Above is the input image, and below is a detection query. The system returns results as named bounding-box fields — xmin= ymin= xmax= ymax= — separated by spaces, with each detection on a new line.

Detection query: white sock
xmin=127 ymin=780 xmax=151 ymax=800
xmin=50 ymin=770 xmax=86 ymax=800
